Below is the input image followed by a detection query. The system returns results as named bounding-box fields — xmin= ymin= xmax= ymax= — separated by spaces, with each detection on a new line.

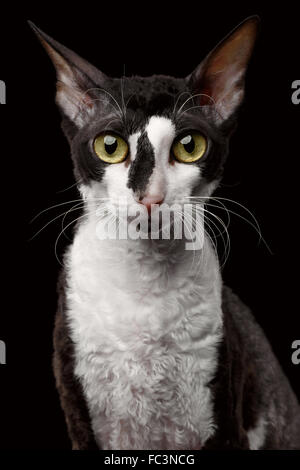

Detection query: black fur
xmin=128 ymin=131 xmax=155 ymax=195
xmin=53 ymin=271 xmax=98 ymax=450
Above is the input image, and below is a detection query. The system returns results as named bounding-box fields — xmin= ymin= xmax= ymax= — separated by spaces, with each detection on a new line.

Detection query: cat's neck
xmin=67 ymin=210 xmax=223 ymax=345
xmin=74 ymin=210 xmax=219 ymax=275
xmin=68 ymin=213 xmax=222 ymax=309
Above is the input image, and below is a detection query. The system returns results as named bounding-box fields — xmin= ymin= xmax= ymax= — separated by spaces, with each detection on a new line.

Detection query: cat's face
xmin=30 ymin=17 xmax=259 ymax=223
xmin=69 ymin=75 xmax=227 ymax=218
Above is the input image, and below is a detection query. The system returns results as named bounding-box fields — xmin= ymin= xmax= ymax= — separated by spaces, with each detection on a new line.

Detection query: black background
xmin=0 ymin=3 xmax=299 ymax=450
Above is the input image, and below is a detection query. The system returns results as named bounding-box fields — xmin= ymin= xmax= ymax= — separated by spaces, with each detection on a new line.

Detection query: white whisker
xmin=176 ymin=93 xmax=216 ymax=116
xmin=30 ymin=197 xmax=111 ymax=223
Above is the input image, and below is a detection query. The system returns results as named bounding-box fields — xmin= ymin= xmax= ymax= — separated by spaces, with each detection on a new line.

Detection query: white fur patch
xmin=128 ymin=132 xmax=141 ymax=162
xmin=143 ymin=116 xmax=201 ymax=203
xmin=66 ymin=228 xmax=223 ymax=449
xmin=247 ymin=415 xmax=267 ymax=450
xmin=142 ymin=116 xmax=175 ymax=200
xmin=145 ymin=116 xmax=175 ymax=163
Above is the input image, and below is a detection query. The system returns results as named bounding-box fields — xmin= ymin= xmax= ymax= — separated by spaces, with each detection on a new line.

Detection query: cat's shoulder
xmin=222 ymin=285 xmax=265 ymax=341
xmin=220 ymin=285 xmax=278 ymax=369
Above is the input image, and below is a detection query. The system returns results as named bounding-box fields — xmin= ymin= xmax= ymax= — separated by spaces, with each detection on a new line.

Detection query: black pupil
xmin=104 ymin=135 xmax=118 ymax=155
xmin=181 ymin=135 xmax=195 ymax=154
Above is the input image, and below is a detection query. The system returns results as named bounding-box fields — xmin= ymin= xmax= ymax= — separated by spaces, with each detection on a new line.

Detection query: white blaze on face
xmin=128 ymin=132 xmax=141 ymax=163
xmin=145 ymin=116 xmax=176 ymax=162
xmin=143 ymin=116 xmax=175 ymax=199
xmin=144 ymin=115 xmax=202 ymax=203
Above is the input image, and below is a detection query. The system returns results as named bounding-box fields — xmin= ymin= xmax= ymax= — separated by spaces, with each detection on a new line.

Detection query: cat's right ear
xmin=29 ymin=22 xmax=108 ymax=127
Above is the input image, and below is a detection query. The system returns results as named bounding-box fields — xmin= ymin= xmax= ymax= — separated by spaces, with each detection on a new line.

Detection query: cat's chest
xmin=65 ymin=228 xmax=222 ymax=449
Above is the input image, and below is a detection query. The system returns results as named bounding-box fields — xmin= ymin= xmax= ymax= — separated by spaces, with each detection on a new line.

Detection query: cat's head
xmin=30 ymin=17 xmax=259 ymax=222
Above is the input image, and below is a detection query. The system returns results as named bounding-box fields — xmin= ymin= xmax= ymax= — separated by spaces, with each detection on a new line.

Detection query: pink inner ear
xmin=31 ymin=23 xmax=103 ymax=124
xmin=56 ymin=81 xmax=95 ymax=126
xmin=192 ymin=17 xmax=259 ymax=117
xmin=80 ymin=92 xmax=94 ymax=109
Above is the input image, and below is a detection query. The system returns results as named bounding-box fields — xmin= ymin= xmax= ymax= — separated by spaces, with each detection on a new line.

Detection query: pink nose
xmin=138 ymin=195 xmax=164 ymax=213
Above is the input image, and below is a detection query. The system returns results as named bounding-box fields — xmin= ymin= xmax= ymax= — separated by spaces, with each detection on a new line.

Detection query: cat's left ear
xmin=187 ymin=16 xmax=260 ymax=126
xmin=29 ymin=22 xmax=109 ymax=127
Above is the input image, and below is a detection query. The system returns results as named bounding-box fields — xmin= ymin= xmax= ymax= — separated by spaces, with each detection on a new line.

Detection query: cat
xmin=30 ymin=17 xmax=300 ymax=450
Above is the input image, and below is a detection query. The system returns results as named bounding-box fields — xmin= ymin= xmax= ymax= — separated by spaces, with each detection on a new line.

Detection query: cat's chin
xmin=126 ymin=213 xmax=181 ymax=241
xmin=142 ymin=217 xmax=173 ymax=239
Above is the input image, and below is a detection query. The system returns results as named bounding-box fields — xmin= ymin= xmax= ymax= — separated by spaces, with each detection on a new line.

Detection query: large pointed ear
xmin=29 ymin=21 xmax=109 ymax=127
xmin=187 ymin=16 xmax=260 ymax=125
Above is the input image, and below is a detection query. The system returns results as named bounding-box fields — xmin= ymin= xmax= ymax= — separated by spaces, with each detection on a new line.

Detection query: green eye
xmin=94 ymin=133 xmax=128 ymax=163
xmin=172 ymin=133 xmax=207 ymax=163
